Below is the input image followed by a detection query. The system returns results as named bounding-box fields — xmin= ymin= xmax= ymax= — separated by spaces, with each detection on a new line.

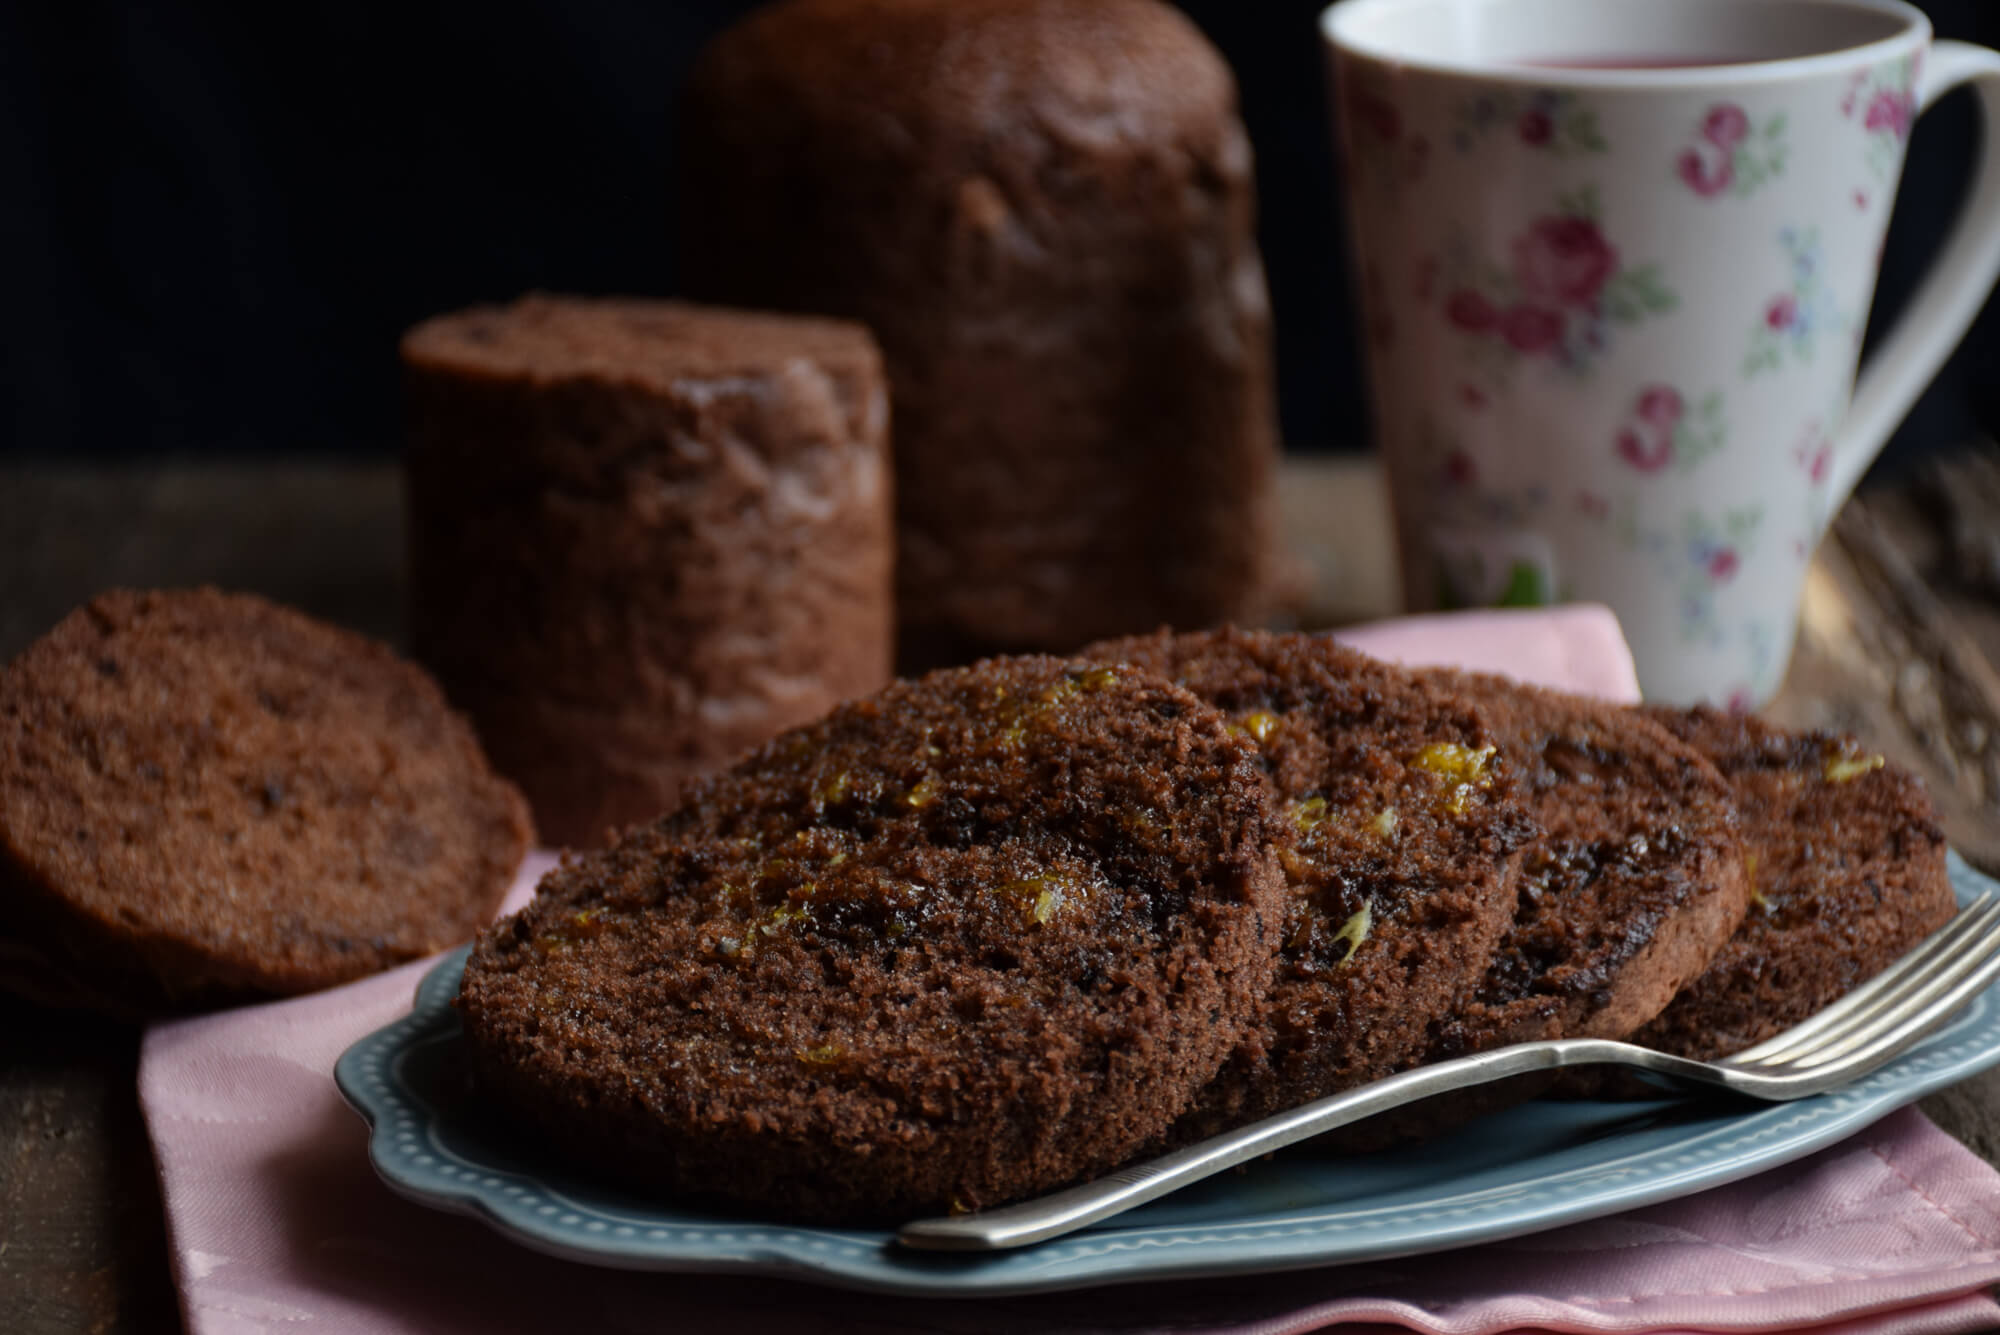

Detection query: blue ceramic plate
xmin=335 ymin=853 xmax=2000 ymax=1297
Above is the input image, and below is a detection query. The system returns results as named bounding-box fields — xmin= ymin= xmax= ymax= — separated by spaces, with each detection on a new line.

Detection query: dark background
xmin=3 ymin=0 xmax=1994 ymax=470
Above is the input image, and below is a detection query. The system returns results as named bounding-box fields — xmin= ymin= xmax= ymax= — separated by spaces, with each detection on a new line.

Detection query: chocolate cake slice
xmin=0 ymin=589 xmax=533 ymax=1016
xmin=1631 ymin=707 xmax=1955 ymax=1061
xmin=1081 ymin=628 xmax=1535 ymax=1134
xmin=1418 ymin=674 xmax=1752 ymax=1060
xmin=456 ymin=656 xmax=1287 ymax=1224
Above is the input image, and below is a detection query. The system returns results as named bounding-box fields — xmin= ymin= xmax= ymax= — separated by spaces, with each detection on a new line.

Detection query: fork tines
xmin=1727 ymin=892 xmax=2000 ymax=1071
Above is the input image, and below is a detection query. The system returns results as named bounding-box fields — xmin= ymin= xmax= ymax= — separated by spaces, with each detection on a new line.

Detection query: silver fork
xmin=899 ymin=891 xmax=2000 ymax=1252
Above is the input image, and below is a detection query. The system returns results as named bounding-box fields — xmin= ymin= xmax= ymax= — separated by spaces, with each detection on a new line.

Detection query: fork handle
xmin=896 ymin=1037 xmax=1711 ymax=1251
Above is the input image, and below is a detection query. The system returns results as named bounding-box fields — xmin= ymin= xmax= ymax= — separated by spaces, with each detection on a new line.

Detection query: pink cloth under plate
xmin=139 ymin=606 xmax=2000 ymax=1334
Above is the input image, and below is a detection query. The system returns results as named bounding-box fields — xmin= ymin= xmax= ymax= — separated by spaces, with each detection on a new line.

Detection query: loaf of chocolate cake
xmin=403 ymin=295 xmax=895 ymax=846
xmin=681 ymin=0 xmax=1282 ymax=667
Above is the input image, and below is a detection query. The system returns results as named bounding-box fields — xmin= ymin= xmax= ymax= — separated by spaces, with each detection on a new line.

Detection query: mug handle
xmin=1829 ymin=40 xmax=2000 ymax=506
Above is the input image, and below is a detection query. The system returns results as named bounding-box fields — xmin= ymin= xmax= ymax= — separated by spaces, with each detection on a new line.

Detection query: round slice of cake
xmin=1080 ymin=628 xmax=1534 ymax=1134
xmin=456 ymin=655 xmax=1287 ymax=1224
xmin=1417 ymin=673 xmax=1751 ymax=1060
xmin=0 ymin=589 xmax=534 ymax=1016
xmin=1630 ymin=707 xmax=1955 ymax=1062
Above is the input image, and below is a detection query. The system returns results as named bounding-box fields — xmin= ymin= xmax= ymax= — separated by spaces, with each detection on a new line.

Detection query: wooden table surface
xmin=4 ymin=451 xmax=2000 ymax=1331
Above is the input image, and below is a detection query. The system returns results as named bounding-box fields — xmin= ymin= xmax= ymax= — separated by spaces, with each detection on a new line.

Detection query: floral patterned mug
xmin=1322 ymin=0 xmax=2000 ymax=706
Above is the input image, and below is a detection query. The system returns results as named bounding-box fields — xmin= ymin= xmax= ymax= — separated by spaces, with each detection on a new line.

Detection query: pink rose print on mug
xmin=1792 ymin=417 xmax=1837 ymax=539
xmin=1615 ymin=385 xmax=1683 ymax=472
xmin=1341 ymin=77 xmax=1433 ymax=197
xmin=1705 ymin=104 xmax=1750 ymax=146
xmin=1499 ymin=302 xmax=1565 ymax=353
xmin=1846 ymin=54 xmax=1920 ymax=180
xmin=1587 ymin=498 xmax=1765 ymax=647
xmin=1418 ymin=417 xmax=1553 ymax=530
xmin=1438 ymin=186 xmax=1676 ymax=374
xmin=1676 ymin=102 xmax=1789 ymax=199
xmin=1865 ymin=88 xmax=1915 ymax=137
xmin=1681 ymin=508 xmax=1762 ymax=635
xmin=1796 ymin=434 xmax=1831 ymax=486
xmin=1347 ymin=85 xmax=1399 ymax=142
xmin=1744 ymin=227 xmax=1852 ymax=375
xmin=1513 ymin=215 xmax=1618 ymax=307
xmin=1451 ymin=88 xmax=1608 ymax=156
xmin=1614 ymin=384 xmax=1727 ymax=474
xmin=1447 ymin=289 xmax=1496 ymax=332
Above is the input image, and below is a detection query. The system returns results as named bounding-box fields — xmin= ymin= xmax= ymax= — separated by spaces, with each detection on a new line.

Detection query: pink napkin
xmin=138 ymin=606 xmax=2000 ymax=1335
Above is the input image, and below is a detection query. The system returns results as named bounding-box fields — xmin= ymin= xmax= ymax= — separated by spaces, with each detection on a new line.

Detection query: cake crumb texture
xmin=1632 ymin=705 xmax=1955 ymax=1062
xmin=457 ymin=654 xmax=1287 ymax=1224
xmin=1082 ymin=628 xmax=1535 ymax=1135
xmin=1420 ymin=672 xmax=1751 ymax=1059
xmin=0 ymin=588 xmax=533 ymax=1015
